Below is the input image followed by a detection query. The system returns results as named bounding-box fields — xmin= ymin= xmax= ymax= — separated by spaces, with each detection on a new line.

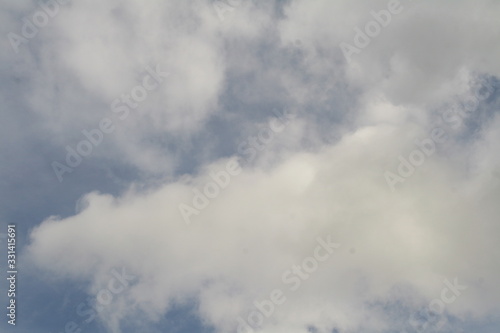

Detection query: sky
xmin=0 ymin=0 xmax=500 ymax=332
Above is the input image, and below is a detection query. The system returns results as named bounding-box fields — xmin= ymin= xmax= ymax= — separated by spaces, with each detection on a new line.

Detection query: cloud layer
xmin=1 ymin=0 xmax=499 ymax=332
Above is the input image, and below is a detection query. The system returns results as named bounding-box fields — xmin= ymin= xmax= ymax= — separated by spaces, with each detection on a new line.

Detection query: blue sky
xmin=1 ymin=0 xmax=500 ymax=332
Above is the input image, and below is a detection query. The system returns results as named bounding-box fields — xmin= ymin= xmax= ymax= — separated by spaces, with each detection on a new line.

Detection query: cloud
xmin=4 ymin=0 xmax=498 ymax=332
xmin=27 ymin=113 xmax=500 ymax=331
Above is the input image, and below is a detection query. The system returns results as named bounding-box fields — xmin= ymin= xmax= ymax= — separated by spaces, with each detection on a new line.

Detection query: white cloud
xmin=11 ymin=0 xmax=500 ymax=332
xmin=27 ymin=117 xmax=500 ymax=331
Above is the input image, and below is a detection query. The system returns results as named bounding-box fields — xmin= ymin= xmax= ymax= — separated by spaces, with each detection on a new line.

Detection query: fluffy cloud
xmin=10 ymin=0 xmax=500 ymax=332
xmin=27 ymin=113 xmax=500 ymax=332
